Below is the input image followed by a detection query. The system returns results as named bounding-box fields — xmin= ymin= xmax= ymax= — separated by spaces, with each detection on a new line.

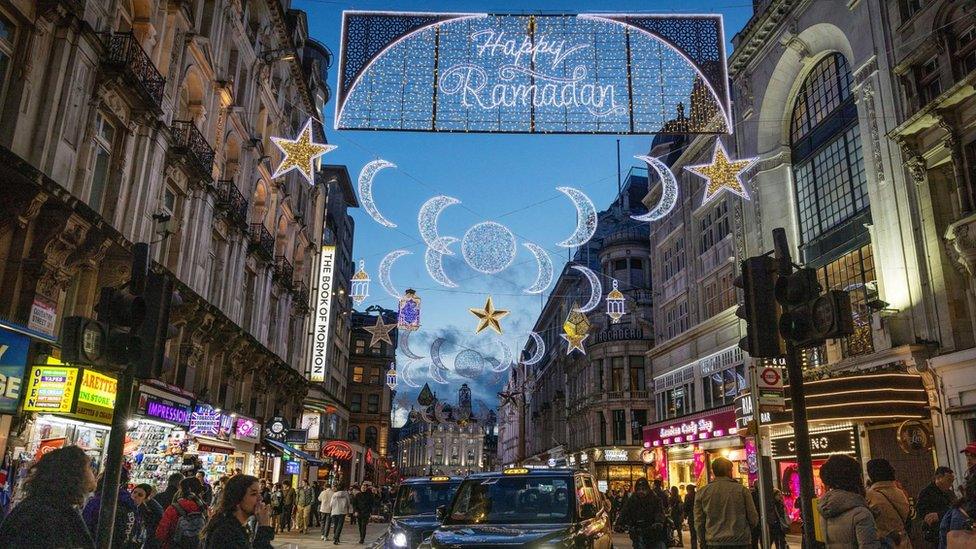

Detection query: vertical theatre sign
xmin=310 ymin=245 xmax=336 ymax=383
xmin=336 ymin=12 xmax=730 ymax=135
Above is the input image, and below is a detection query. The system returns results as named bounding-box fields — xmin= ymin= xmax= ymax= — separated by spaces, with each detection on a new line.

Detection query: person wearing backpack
xmin=82 ymin=468 xmax=140 ymax=549
xmin=200 ymin=475 xmax=274 ymax=549
xmin=867 ymin=458 xmax=914 ymax=549
xmin=156 ymin=477 xmax=207 ymax=549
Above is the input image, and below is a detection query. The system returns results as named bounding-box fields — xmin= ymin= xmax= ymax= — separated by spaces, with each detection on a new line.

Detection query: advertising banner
xmin=0 ymin=327 xmax=29 ymax=413
xmin=309 ymin=246 xmax=336 ymax=382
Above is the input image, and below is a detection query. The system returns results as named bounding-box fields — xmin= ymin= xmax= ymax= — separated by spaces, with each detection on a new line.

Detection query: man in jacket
xmin=295 ymin=479 xmax=316 ymax=534
xmin=694 ymin=457 xmax=759 ymax=549
xmin=353 ymin=482 xmax=376 ymax=544
xmin=153 ymin=473 xmax=186 ymax=509
xmin=281 ymin=482 xmax=297 ymax=532
xmin=618 ymin=479 xmax=667 ymax=549
xmin=916 ymin=466 xmax=955 ymax=548
xmin=319 ymin=483 xmax=336 ymax=541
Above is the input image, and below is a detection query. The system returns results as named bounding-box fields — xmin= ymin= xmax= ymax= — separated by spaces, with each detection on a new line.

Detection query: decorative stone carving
xmin=856 ymin=84 xmax=886 ymax=185
xmin=945 ymin=212 xmax=976 ymax=277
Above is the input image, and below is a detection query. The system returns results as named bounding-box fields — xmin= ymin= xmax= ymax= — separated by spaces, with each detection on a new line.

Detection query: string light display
xmin=522 ymin=332 xmax=546 ymax=365
xmin=398 ymin=330 xmax=425 ymax=360
xmin=469 ymin=296 xmax=509 ymax=334
xmin=357 ymin=159 xmax=398 ymax=227
xmin=461 ymin=221 xmax=517 ymax=275
xmin=606 ymin=280 xmax=626 ymax=323
xmin=378 ymin=249 xmax=411 ymax=299
xmin=685 ymin=140 xmax=757 ymax=206
xmin=399 ymin=361 xmax=421 ymax=388
xmin=561 ymin=302 xmax=591 ymax=355
xmin=271 ymin=118 xmax=337 ymax=183
xmin=397 ymin=289 xmax=422 ymax=331
xmin=555 ymin=187 xmax=598 ymax=248
xmin=350 ymin=260 xmax=370 ymax=304
xmin=522 ymin=242 xmax=554 ymax=294
xmin=571 ymin=265 xmax=603 ymax=313
xmin=631 ymin=155 xmax=680 ymax=223
xmin=425 ymin=236 xmax=459 ymax=288
xmin=454 ymin=349 xmax=486 ymax=378
xmin=419 ymin=195 xmax=461 ymax=253
xmin=361 ymin=315 xmax=396 ymax=348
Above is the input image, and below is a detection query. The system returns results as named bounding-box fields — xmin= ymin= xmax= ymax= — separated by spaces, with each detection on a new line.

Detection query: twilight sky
xmin=294 ymin=0 xmax=752 ymax=425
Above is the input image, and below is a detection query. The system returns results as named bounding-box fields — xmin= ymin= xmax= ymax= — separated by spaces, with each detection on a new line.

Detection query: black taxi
xmin=376 ymin=475 xmax=462 ymax=549
xmin=427 ymin=468 xmax=613 ymax=548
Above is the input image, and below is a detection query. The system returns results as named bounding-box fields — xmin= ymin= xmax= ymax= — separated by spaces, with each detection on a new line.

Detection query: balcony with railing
xmin=274 ymin=255 xmax=294 ymax=288
xmin=215 ymin=179 xmax=248 ymax=229
xmin=102 ymin=32 xmax=166 ymax=114
xmin=170 ymin=120 xmax=215 ymax=181
xmin=293 ymin=282 xmax=310 ymax=314
xmin=248 ymin=223 xmax=274 ymax=261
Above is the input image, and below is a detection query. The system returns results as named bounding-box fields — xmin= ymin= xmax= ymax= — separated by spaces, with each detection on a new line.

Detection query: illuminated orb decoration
xmin=425 ymin=236 xmax=459 ymax=288
xmin=399 ymin=330 xmax=425 ymax=360
xmin=386 ymin=364 xmax=398 ymax=390
xmin=271 ymin=118 xmax=337 ymax=183
xmin=522 ymin=242 xmax=554 ymax=294
xmin=362 ymin=315 xmax=396 ymax=348
xmin=357 ymin=159 xmax=398 ymax=227
xmin=561 ymin=302 xmax=591 ymax=355
xmin=571 ymin=265 xmax=603 ymax=313
xmin=469 ymin=296 xmax=509 ymax=335
xmin=378 ymin=249 xmax=411 ymax=299
xmin=461 ymin=221 xmax=517 ymax=275
xmin=454 ymin=349 xmax=485 ymax=378
xmin=606 ymin=280 xmax=626 ymax=324
xmin=350 ymin=260 xmax=370 ymax=304
xmin=335 ymin=12 xmax=732 ymax=135
xmin=397 ymin=289 xmax=422 ymax=331
xmin=522 ymin=331 xmax=546 ymax=366
xmin=419 ymin=195 xmax=461 ymax=254
xmin=632 ymin=155 xmax=679 ymax=222
xmin=685 ymin=140 xmax=757 ymax=206
xmin=556 ymin=187 xmax=598 ymax=248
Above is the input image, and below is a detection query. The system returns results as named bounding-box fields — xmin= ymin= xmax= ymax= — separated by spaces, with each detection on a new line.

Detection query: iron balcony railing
xmin=215 ymin=179 xmax=248 ymax=228
xmin=103 ymin=32 xmax=165 ymax=113
xmin=171 ymin=120 xmax=215 ymax=181
xmin=248 ymin=223 xmax=274 ymax=261
xmin=274 ymin=255 xmax=294 ymax=288
xmin=293 ymin=282 xmax=310 ymax=314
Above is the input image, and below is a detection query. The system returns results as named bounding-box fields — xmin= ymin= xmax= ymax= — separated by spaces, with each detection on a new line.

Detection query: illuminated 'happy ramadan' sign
xmin=336 ymin=12 xmax=731 ymax=135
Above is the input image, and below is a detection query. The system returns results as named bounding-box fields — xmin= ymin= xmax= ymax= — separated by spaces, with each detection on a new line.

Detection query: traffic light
xmin=734 ymin=256 xmax=783 ymax=358
xmin=777 ymin=268 xmax=855 ymax=347
xmin=134 ymin=272 xmax=181 ymax=379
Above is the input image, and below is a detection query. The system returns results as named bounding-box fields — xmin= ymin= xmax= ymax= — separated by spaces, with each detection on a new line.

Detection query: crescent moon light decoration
xmin=398 ymin=329 xmax=425 ymax=360
xmin=492 ymin=340 xmax=513 ymax=372
xmin=430 ymin=338 xmax=450 ymax=372
xmin=555 ymin=186 xmax=598 ymax=248
xmin=378 ymin=249 xmax=410 ymax=299
xmin=418 ymin=195 xmax=461 ymax=254
xmin=522 ymin=242 xmax=554 ymax=294
xmin=399 ymin=361 xmax=421 ymax=388
xmin=571 ymin=265 xmax=603 ymax=313
xmin=429 ymin=362 xmax=449 ymax=384
xmin=425 ymin=236 xmax=459 ymax=288
xmin=631 ymin=155 xmax=680 ymax=222
xmin=434 ymin=401 xmax=451 ymax=423
xmin=522 ymin=331 xmax=546 ymax=366
xmin=357 ymin=159 xmax=398 ymax=228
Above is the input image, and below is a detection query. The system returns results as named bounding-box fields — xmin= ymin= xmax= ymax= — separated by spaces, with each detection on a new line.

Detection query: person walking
xmin=196 ymin=472 xmax=215 ymax=508
xmin=0 ymin=446 xmax=97 ymax=548
xmin=295 ymin=479 xmax=316 ymax=534
xmin=132 ymin=483 xmax=164 ymax=549
xmin=683 ymin=485 xmax=698 ymax=549
xmin=200 ymin=475 xmax=275 ymax=549
xmin=617 ymin=478 xmax=667 ymax=549
xmin=769 ymin=489 xmax=790 ymax=549
xmin=693 ymin=457 xmax=758 ymax=549
xmin=818 ymin=454 xmax=881 ymax=549
xmin=916 ymin=467 xmax=956 ymax=548
xmin=280 ymin=481 xmax=296 ymax=532
xmin=83 ymin=468 xmax=140 ymax=549
xmin=653 ymin=479 xmax=671 ymax=513
xmin=319 ymin=482 xmax=336 ymax=540
xmin=154 ymin=473 xmax=186 ymax=510
xmin=329 ymin=483 xmax=353 ymax=545
xmin=311 ymin=481 xmax=322 ymax=528
xmin=866 ymin=458 xmax=913 ymax=549
xmin=669 ymin=485 xmax=684 ymax=547
xmin=354 ymin=482 xmax=376 ymax=544
xmin=155 ymin=477 xmax=207 ymax=549
xmin=938 ymin=474 xmax=976 ymax=548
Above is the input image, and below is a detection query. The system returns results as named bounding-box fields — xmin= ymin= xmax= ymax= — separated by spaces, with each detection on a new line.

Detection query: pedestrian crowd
xmin=0 ymin=445 xmax=391 ymax=548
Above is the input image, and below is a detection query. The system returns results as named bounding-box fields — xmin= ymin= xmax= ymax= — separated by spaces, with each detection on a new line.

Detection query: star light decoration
xmin=561 ymin=302 xmax=591 ymax=355
xmin=685 ymin=140 xmax=757 ymax=206
xmin=270 ymin=118 xmax=337 ymax=184
xmin=469 ymin=296 xmax=509 ymax=335
xmin=361 ymin=315 xmax=396 ymax=348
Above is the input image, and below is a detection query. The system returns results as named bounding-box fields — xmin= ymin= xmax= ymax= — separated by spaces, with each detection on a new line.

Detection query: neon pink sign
xmin=643 ymin=407 xmax=737 ymax=448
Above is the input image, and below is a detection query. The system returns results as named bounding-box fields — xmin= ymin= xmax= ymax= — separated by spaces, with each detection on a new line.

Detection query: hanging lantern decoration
xmin=386 ymin=363 xmax=398 ymax=390
xmin=398 ymin=289 xmax=421 ymax=331
xmin=606 ymin=279 xmax=626 ymax=324
xmin=350 ymin=260 xmax=370 ymax=304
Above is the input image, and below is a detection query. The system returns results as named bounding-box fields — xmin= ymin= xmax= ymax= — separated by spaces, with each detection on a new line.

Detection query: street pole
xmin=748 ymin=360 xmax=771 ymax=549
xmin=96 ymin=366 xmax=135 ymax=549
xmin=772 ymin=228 xmax=818 ymax=548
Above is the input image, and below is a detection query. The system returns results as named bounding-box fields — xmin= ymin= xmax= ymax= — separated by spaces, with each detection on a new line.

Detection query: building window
xmin=702 ymin=363 xmax=746 ymax=409
xmin=611 ymin=358 xmax=625 ymax=392
xmin=790 ymin=53 xmax=853 ymax=144
xmin=899 ymin=0 xmax=924 ymax=22
xmin=698 ymin=200 xmax=731 ymax=254
xmin=663 ymin=237 xmax=685 ymax=279
xmin=629 ymin=356 xmax=646 ymax=392
xmin=0 ymin=14 xmax=13 ymax=106
xmin=352 ymin=366 xmax=363 ymax=383
xmin=369 ymin=367 xmax=380 ymax=385
xmin=598 ymin=412 xmax=607 ymax=446
xmin=702 ymin=267 xmax=736 ymax=319
xmin=915 ymin=56 xmax=942 ymax=107
xmin=596 ymin=360 xmax=604 ymax=390
xmin=818 ymin=244 xmax=876 ymax=358
xmin=89 ymin=112 xmax=116 ymax=214
xmin=664 ymin=300 xmax=689 ymax=339
xmin=612 ymin=410 xmax=627 ymax=445
xmin=350 ymin=393 xmax=362 ymax=413
xmin=631 ymin=409 xmax=648 ymax=442
xmin=347 ymin=425 xmax=360 ymax=442
xmin=354 ymin=338 xmax=366 ymax=354
xmin=367 ymin=394 xmax=379 ymax=414
xmin=956 ymin=24 xmax=976 ymax=76
xmin=654 ymin=366 xmax=695 ymax=420
xmin=365 ymin=426 xmax=378 ymax=449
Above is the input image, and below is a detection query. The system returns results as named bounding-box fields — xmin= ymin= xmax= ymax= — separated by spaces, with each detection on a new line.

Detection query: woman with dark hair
xmin=683 ymin=485 xmax=697 ymax=549
xmin=668 ymin=485 xmax=684 ymax=547
xmin=0 ymin=445 xmax=97 ymax=547
xmin=156 ymin=476 xmax=206 ymax=549
xmin=866 ymin=458 xmax=913 ymax=549
xmin=818 ymin=454 xmax=882 ymax=548
xmin=132 ymin=483 xmax=164 ymax=549
xmin=83 ymin=468 xmax=140 ymax=548
xmin=201 ymin=475 xmax=274 ymax=549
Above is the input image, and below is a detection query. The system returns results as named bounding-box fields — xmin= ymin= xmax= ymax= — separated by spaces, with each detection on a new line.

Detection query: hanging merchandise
xmin=357 ymin=159 xmax=398 ymax=227
xmin=555 ymin=187 xmax=598 ymax=248
xmin=562 ymin=302 xmax=591 ymax=355
xmin=606 ymin=280 xmax=626 ymax=324
xmin=386 ymin=364 xmax=398 ymax=390
xmin=350 ymin=260 xmax=370 ymax=304
xmin=397 ymin=289 xmax=422 ymax=331
xmin=270 ymin=118 xmax=337 ymax=184
xmin=361 ymin=315 xmax=396 ymax=348
xmin=631 ymin=155 xmax=680 ymax=222
xmin=469 ymin=296 xmax=509 ymax=334
xmin=685 ymin=139 xmax=757 ymax=206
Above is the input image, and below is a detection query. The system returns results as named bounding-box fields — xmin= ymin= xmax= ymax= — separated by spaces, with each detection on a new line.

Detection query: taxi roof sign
xmin=430 ymin=476 xmax=450 ymax=482
xmin=503 ymin=467 xmax=529 ymax=475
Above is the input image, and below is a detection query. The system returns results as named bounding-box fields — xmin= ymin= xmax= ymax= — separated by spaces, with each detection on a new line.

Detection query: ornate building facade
xmin=395 ymin=385 xmax=486 ymax=478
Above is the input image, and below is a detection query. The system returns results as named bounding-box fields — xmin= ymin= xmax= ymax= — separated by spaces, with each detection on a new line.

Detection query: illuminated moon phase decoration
xmin=400 ymin=361 xmax=421 ymax=388
xmin=631 ymin=155 xmax=679 ymax=222
xmin=522 ymin=331 xmax=546 ymax=366
xmin=461 ymin=221 xmax=517 ymax=275
xmin=454 ymin=349 xmax=485 ymax=378
xmin=555 ymin=187 xmax=598 ymax=248
xmin=490 ymin=340 xmax=513 ymax=372
xmin=522 ymin=242 xmax=554 ymax=294
xmin=571 ymin=265 xmax=603 ymax=313
xmin=430 ymin=338 xmax=450 ymax=372
xmin=399 ymin=330 xmax=425 ymax=360
xmin=378 ymin=249 xmax=411 ymax=299
xmin=419 ymin=196 xmax=461 ymax=254
xmin=425 ymin=236 xmax=459 ymax=288
xmin=429 ymin=361 xmax=450 ymax=384
xmin=358 ymin=159 xmax=398 ymax=228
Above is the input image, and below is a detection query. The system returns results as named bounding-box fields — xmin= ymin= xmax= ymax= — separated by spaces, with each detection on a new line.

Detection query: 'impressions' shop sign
xmin=309 ymin=246 xmax=336 ymax=383
xmin=643 ymin=407 xmax=737 ymax=447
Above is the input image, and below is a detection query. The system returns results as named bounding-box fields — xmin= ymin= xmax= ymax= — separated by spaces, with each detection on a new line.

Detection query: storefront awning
xmin=265 ymin=438 xmax=324 ymax=465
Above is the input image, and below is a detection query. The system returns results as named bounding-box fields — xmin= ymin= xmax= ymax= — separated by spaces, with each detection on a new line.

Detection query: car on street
xmin=376 ymin=475 xmax=462 ymax=548
xmin=426 ymin=468 xmax=614 ymax=548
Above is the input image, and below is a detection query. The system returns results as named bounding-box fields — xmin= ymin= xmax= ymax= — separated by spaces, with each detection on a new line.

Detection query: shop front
xmin=321 ymin=439 xmax=362 ymax=486
xmin=187 ymin=404 xmax=248 ymax=480
xmin=0 ymin=325 xmax=30 ymax=457
xmin=126 ymin=381 xmax=194 ymax=487
xmin=231 ymin=415 xmax=262 ymax=476
xmin=575 ymin=447 xmax=651 ymax=493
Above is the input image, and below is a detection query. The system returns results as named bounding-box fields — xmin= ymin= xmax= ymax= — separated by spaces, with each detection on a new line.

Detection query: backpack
xmin=169 ymin=502 xmax=205 ymax=549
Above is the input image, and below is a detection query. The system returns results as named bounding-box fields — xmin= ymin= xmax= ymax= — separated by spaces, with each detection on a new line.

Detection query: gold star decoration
xmin=270 ymin=118 xmax=337 ymax=183
xmin=469 ymin=296 xmax=509 ymax=334
xmin=685 ymin=139 xmax=757 ymax=206
xmin=561 ymin=302 xmax=591 ymax=355
xmin=361 ymin=315 xmax=396 ymax=348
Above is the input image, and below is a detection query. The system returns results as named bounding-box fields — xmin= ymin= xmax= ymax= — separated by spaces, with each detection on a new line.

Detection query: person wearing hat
xmin=962 ymin=442 xmax=976 ymax=485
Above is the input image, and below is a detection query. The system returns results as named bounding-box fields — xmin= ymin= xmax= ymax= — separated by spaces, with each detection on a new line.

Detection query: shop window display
xmin=125 ymin=422 xmax=188 ymax=487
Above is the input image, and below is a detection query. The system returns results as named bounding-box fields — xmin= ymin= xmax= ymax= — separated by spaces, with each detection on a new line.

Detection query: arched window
xmin=365 ymin=426 xmax=378 ymax=449
xmin=347 ymin=425 xmax=360 ymax=442
xmin=790 ymin=53 xmax=875 ymax=358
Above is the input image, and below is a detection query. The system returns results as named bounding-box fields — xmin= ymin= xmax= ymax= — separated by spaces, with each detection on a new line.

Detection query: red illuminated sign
xmin=321 ymin=440 xmax=353 ymax=460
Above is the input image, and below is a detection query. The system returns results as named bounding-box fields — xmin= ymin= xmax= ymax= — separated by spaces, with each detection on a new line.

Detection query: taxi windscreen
xmin=394 ymin=482 xmax=460 ymax=516
xmin=447 ymin=476 xmax=573 ymax=525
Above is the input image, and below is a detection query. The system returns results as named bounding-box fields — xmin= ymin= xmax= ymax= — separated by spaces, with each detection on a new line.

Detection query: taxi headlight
xmin=392 ymin=531 xmax=409 ymax=548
